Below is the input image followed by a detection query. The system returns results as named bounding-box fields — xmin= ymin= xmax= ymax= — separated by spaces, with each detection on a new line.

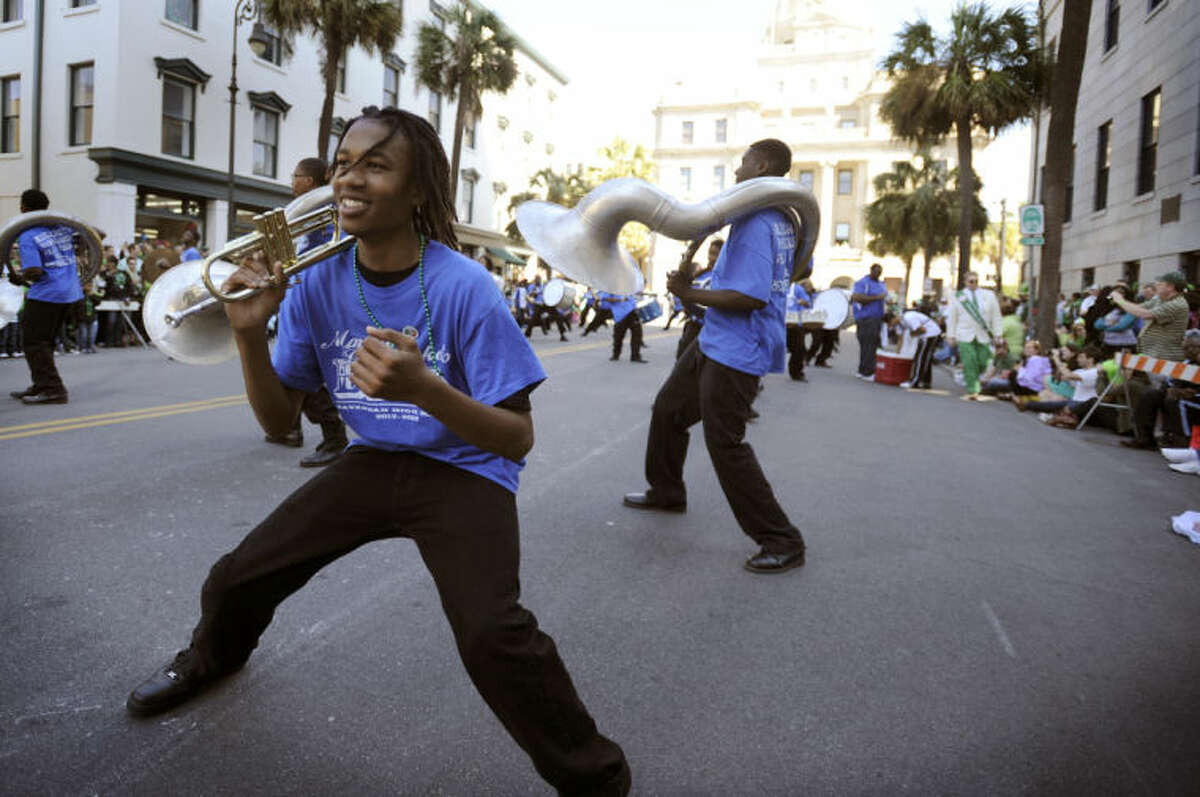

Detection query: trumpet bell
xmin=143 ymin=260 xmax=239 ymax=365
xmin=516 ymin=201 xmax=645 ymax=295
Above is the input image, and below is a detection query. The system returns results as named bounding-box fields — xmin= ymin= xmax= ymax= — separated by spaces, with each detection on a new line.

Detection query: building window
xmin=834 ymin=222 xmax=850 ymax=244
xmin=1 ymin=76 xmax=17 ymax=153
xmin=839 ymin=118 xmax=857 ymax=129
xmin=252 ymin=107 xmax=279 ymax=178
xmin=164 ymin=0 xmax=197 ymax=29
xmin=680 ymin=167 xmax=692 ymax=192
xmin=837 ymin=168 xmax=852 ymax=194
xmin=460 ymin=172 xmax=477 ymax=224
xmin=797 ymin=170 xmax=813 ymax=190
xmin=71 ymin=0 xmax=96 ymax=6
xmin=69 ymin=63 xmax=93 ymax=146
xmin=259 ymin=26 xmax=284 ymax=66
xmin=1137 ymin=87 xmax=1160 ymax=195
xmin=1123 ymin=260 xmax=1140 ymax=285
xmin=3 ymin=0 xmax=22 ymax=22
xmin=713 ymin=165 xmax=725 ymax=192
xmin=1081 ymin=267 xmax=1095 ymax=288
xmin=383 ymin=64 xmax=400 ymax=107
xmin=841 ymin=76 xmax=849 ymax=89
xmin=715 ymin=118 xmax=727 ymax=143
xmin=1065 ymin=143 xmax=1075 ymax=222
xmin=428 ymin=90 xmax=442 ymax=132
xmin=681 ymin=121 xmax=693 ymax=144
xmin=1095 ymin=121 xmax=1111 ymax=210
xmin=161 ymin=77 xmax=195 ymax=158
xmin=1104 ymin=0 xmax=1119 ymax=51
xmin=1147 ymin=0 xmax=1164 ymax=10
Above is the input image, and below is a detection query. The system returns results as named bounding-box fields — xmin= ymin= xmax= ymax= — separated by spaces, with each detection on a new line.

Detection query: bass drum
xmin=810 ymin=288 xmax=853 ymax=330
xmin=635 ymin=297 xmax=663 ymax=323
xmin=541 ymin=278 xmax=576 ymax=311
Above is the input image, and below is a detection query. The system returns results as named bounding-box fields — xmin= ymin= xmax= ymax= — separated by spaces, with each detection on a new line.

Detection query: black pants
xmin=809 ymin=329 xmax=837 ymax=365
xmin=1007 ymin=372 xmax=1040 ymax=397
xmin=644 ymin=341 xmax=804 ymax=555
xmin=611 ymin=314 xmax=643 ymax=360
xmin=856 ymin=316 xmax=882 ymax=377
xmin=675 ymin=319 xmax=702 ymax=360
xmin=21 ymin=298 xmax=72 ymax=394
xmin=785 ymin=325 xmax=806 ymax=380
xmin=908 ymin=336 xmax=940 ymax=388
xmin=186 ymin=448 xmax=628 ymax=795
xmin=583 ymin=308 xmax=611 ymax=336
xmin=299 ymin=387 xmax=346 ymax=442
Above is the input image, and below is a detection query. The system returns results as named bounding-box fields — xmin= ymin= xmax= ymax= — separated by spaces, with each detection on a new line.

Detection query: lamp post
xmin=226 ymin=0 xmax=271 ymax=241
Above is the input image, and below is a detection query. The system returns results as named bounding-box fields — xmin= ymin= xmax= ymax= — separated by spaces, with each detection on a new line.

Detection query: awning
xmin=485 ymin=246 xmax=526 ymax=265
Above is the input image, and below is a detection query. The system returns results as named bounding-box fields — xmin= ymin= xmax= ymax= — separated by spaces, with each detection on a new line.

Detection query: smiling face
xmin=331 ymin=118 xmax=424 ymax=242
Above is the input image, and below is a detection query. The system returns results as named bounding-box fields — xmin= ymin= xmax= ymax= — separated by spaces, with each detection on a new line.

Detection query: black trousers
xmin=187 ymin=448 xmax=628 ymax=795
xmin=299 ymin=387 xmax=346 ymax=441
xmin=856 ymin=316 xmax=882 ymax=377
xmin=21 ymin=298 xmax=72 ymax=394
xmin=808 ymin=329 xmax=837 ymax=365
xmin=611 ymin=314 xmax=643 ymax=359
xmin=644 ymin=341 xmax=804 ymax=555
xmin=785 ymin=325 xmax=806 ymax=380
xmin=583 ymin=308 xmax=612 ymax=336
xmin=675 ymin=319 xmax=702 ymax=360
xmin=908 ymin=336 xmax=940 ymax=388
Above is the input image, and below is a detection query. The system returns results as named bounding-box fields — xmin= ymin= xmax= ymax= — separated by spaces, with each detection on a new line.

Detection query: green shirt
xmin=1001 ymin=314 xmax=1024 ymax=357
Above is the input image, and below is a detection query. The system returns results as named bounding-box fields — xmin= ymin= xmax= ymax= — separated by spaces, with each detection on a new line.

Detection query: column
xmin=94 ymin=181 xmax=137 ymax=250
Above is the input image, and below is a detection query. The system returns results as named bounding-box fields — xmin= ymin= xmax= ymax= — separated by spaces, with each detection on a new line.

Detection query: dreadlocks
xmin=333 ymin=106 xmax=459 ymax=249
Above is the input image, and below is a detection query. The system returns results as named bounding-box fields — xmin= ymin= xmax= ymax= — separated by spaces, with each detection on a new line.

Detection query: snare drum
xmin=541 ymin=278 xmax=577 ymax=311
xmin=635 ymin=298 xmax=663 ymax=323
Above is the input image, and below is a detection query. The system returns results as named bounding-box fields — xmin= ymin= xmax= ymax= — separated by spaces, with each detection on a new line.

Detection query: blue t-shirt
xmin=600 ymin=292 xmax=637 ymax=323
xmin=852 ymin=275 xmax=887 ymax=320
xmin=271 ymin=241 xmax=546 ymax=493
xmin=698 ymin=208 xmax=794 ymax=376
xmin=18 ymin=226 xmax=84 ymax=304
xmin=786 ymin=283 xmax=810 ymax=316
xmin=180 ymin=247 xmax=202 ymax=262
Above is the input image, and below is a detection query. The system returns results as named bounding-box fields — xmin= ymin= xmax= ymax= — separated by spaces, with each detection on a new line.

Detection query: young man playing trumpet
xmin=622 ymin=139 xmax=806 ymax=574
xmin=126 ymin=107 xmax=630 ymax=796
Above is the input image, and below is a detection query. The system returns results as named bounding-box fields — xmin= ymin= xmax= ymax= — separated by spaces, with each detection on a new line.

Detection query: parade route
xmin=2 ymin=330 xmax=1199 ymax=796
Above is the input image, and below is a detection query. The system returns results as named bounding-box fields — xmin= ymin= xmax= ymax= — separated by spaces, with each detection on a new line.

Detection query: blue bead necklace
xmin=352 ymin=235 xmax=442 ymax=377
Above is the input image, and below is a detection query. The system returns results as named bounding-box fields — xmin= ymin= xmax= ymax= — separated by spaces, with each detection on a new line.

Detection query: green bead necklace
xmin=352 ymin=235 xmax=442 ymax=377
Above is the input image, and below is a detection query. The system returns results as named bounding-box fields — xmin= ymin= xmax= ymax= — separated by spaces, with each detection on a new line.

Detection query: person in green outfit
xmin=945 ymin=271 xmax=1002 ymax=399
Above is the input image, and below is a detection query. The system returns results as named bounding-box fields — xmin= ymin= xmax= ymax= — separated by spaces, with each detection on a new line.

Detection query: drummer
xmin=785 ymin=275 xmax=812 ymax=382
xmin=598 ymin=291 xmax=645 ymax=362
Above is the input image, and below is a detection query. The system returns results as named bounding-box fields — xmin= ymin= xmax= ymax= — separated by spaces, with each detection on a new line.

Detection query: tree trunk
xmin=1036 ymin=0 xmax=1093 ymax=349
xmin=955 ymin=115 xmax=974 ymax=290
xmin=923 ymin=243 xmax=933 ymax=293
xmin=903 ymin=254 xmax=914 ymax=305
xmin=449 ymin=86 xmax=469 ymax=207
xmin=316 ymin=38 xmax=340 ymax=160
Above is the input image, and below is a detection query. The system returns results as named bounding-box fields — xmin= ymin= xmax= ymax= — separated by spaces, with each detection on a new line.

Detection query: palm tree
xmin=260 ymin=0 xmax=404 ymax=159
xmin=1035 ymin=0 xmax=1093 ymax=349
xmin=880 ymin=2 xmax=1043 ymax=289
xmin=416 ymin=0 xmax=517 ymax=205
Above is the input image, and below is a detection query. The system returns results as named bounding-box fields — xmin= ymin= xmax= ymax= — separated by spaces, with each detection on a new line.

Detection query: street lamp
xmin=226 ymin=0 xmax=272 ymax=240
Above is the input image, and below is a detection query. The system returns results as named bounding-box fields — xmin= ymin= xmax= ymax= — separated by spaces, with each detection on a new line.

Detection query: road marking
xmin=0 ymin=395 xmax=247 ymax=441
xmin=12 ymin=704 xmax=104 ymax=725
xmin=981 ymin=600 xmax=1017 ymax=659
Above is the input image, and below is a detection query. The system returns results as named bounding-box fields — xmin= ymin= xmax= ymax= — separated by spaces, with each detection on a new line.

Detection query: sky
xmin=484 ymin=0 xmax=1036 ymax=211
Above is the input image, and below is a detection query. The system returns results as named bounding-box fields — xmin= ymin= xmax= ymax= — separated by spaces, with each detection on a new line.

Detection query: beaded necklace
xmin=352 ymin=235 xmax=442 ymax=377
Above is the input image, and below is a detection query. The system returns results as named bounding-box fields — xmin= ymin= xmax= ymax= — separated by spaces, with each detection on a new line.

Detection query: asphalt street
xmin=2 ymin=324 xmax=1199 ymax=796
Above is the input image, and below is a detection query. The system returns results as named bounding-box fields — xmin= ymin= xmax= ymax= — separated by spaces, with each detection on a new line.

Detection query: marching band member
xmin=8 ymin=189 xmax=84 ymax=405
xmin=602 ymin=291 xmax=646 ymax=362
xmin=126 ymin=107 xmax=630 ymax=796
xmin=784 ymin=274 xmax=812 ymax=381
xmin=622 ymin=139 xmax=806 ymax=574
xmin=674 ymin=239 xmax=721 ymax=360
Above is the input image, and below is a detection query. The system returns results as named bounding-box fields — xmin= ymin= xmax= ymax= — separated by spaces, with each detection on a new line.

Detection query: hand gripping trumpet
xmin=515 ymin=176 xmax=819 ymax=294
xmin=143 ymin=185 xmax=354 ymax=364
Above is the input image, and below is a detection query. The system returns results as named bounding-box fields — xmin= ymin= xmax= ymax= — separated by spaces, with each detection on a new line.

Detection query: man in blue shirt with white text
xmin=850 ymin=262 xmax=887 ymax=379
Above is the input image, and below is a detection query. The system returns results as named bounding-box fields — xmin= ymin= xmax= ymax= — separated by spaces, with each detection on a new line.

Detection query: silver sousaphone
xmin=516 ymin=177 xmax=820 ymax=294
xmin=0 ymin=210 xmax=105 ymax=285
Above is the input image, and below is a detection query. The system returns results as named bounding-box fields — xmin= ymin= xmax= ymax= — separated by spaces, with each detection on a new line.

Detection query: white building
xmin=651 ymin=0 xmax=966 ymax=301
xmin=0 ymin=0 xmax=568 ymax=262
xmin=1029 ymin=0 xmax=1199 ymax=292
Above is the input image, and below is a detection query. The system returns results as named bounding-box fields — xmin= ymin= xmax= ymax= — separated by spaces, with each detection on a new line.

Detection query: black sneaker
xmin=21 ymin=391 xmax=68 ymax=405
xmin=126 ymin=650 xmax=218 ymax=717
xmin=10 ymin=386 xmax=35 ymax=400
xmin=264 ymin=427 xmax=303 ymax=448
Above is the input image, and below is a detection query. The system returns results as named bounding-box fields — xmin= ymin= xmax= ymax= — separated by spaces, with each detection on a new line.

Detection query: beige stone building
xmin=650 ymin=0 xmax=964 ymax=301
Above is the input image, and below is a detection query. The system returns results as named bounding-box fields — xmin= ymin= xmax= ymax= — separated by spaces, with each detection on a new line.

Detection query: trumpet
xmin=143 ymin=185 xmax=355 ymax=364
